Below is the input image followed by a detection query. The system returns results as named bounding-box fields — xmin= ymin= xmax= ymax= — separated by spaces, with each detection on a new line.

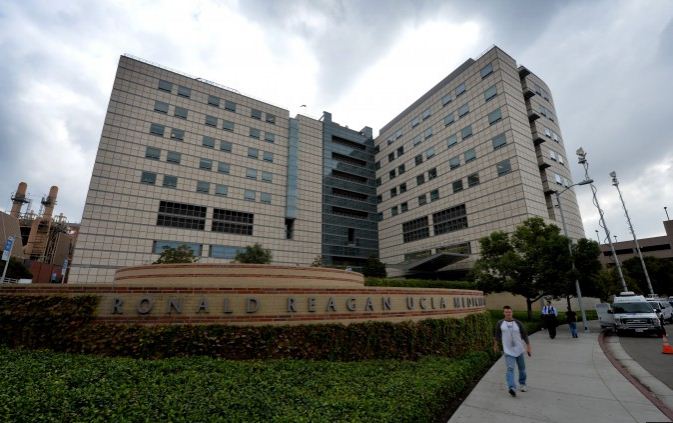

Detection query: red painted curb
xmin=598 ymin=331 xmax=673 ymax=421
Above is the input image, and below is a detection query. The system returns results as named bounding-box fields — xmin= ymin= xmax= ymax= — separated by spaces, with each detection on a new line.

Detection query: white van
xmin=598 ymin=292 xmax=664 ymax=336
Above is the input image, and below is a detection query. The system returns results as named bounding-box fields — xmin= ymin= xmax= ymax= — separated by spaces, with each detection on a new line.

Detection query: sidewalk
xmin=448 ymin=321 xmax=672 ymax=423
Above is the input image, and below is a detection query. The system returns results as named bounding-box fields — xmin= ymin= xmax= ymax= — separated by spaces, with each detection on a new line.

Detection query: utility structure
xmin=554 ymin=178 xmax=593 ymax=332
xmin=610 ymin=171 xmax=654 ymax=295
xmin=575 ymin=148 xmax=627 ymax=291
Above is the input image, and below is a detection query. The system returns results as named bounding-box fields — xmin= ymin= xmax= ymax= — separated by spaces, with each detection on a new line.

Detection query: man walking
xmin=542 ymin=301 xmax=558 ymax=339
xmin=494 ymin=305 xmax=532 ymax=397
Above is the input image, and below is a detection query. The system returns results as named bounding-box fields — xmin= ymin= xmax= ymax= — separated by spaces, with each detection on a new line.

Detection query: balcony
xmin=528 ymin=108 xmax=540 ymax=122
xmin=518 ymin=66 xmax=532 ymax=79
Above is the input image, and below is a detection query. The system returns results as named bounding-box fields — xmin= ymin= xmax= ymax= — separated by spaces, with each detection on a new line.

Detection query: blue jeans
xmin=505 ymin=353 xmax=527 ymax=390
xmin=569 ymin=322 xmax=578 ymax=337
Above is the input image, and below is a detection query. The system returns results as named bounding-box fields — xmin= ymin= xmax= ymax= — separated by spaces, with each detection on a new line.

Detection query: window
xmin=455 ymin=83 xmax=466 ymax=97
xmin=224 ymin=100 xmax=236 ymax=112
xmin=552 ymin=132 xmax=560 ymax=142
xmin=150 ymin=123 xmax=165 ymax=136
xmin=249 ymin=128 xmax=261 ymax=139
xmin=205 ymin=115 xmax=218 ymax=127
xmin=395 ymin=129 xmax=403 ymax=139
xmin=415 ymin=155 xmax=423 ymax=165
xmin=375 ymin=161 xmax=381 ymax=170
xmin=157 ymin=201 xmax=206 ymax=231
xmin=210 ymin=245 xmax=244 ymax=259
xmin=196 ymin=181 xmax=210 ymax=193
xmin=497 ymin=159 xmax=512 ymax=176
xmin=460 ymin=125 xmax=472 ymax=139
xmin=376 ymin=195 xmax=382 ymax=204
xmin=397 ymin=146 xmax=404 ymax=157
xmin=488 ymin=108 xmax=502 ymax=125
xmin=174 ymin=107 xmax=188 ymax=119
xmin=248 ymin=148 xmax=258 ymax=159
xmin=265 ymin=132 xmax=275 ymax=143
xmin=449 ymin=156 xmax=461 ymax=170
xmin=418 ymin=194 xmax=427 ymax=206
xmin=166 ymin=151 xmax=181 ymax=164
xmin=158 ymin=80 xmax=172 ymax=92
xmin=223 ymin=120 xmax=235 ymax=132
xmin=554 ymin=173 xmax=563 ymax=185
xmin=430 ymin=189 xmax=439 ymax=202
xmin=402 ymin=216 xmax=430 ymax=243
xmin=559 ymin=155 xmax=565 ymax=165
xmin=428 ymin=167 xmax=437 ymax=180
xmin=544 ymin=127 xmax=552 ymax=137
xmin=154 ymin=100 xmax=169 ymax=114
xmin=208 ymin=95 xmax=220 ymax=107
xmin=441 ymin=94 xmax=452 ymax=106
xmin=387 ymin=137 xmax=394 ymax=145
xmin=215 ymin=184 xmax=228 ymax=196
xmin=391 ymin=206 xmax=399 ymax=216
xmin=452 ymin=179 xmax=463 ymax=193
xmin=263 ymin=151 xmax=274 ymax=162
xmin=141 ymin=171 xmax=156 ymax=185
xmin=163 ymin=175 xmax=177 ymax=188
xmin=411 ymin=116 xmax=420 ymax=128
xmin=220 ymin=140 xmax=232 ymax=152
xmin=550 ymin=150 xmax=557 ymax=161
xmin=484 ymin=85 xmax=497 ymax=101
xmin=266 ymin=114 xmax=276 ymax=124
xmin=155 ymin=241 xmax=202 ymax=257
xmin=246 ymin=168 xmax=258 ymax=179
xmin=217 ymin=162 xmax=230 ymax=174
xmin=260 ymin=192 xmax=271 ymax=204
xmin=389 ymin=169 xmax=396 ymax=179
xmin=433 ymin=204 xmax=467 ymax=235
xmin=199 ymin=158 xmax=212 ymax=170
xmin=480 ymin=63 xmax=493 ymax=79
xmin=412 ymin=135 xmax=423 ymax=147
xmin=251 ymin=109 xmax=262 ymax=120
xmin=416 ymin=174 xmax=425 ymax=185
xmin=443 ymin=113 xmax=455 ymax=126
xmin=177 ymin=85 xmax=191 ymax=98
xmin=447 ymin=134 xmax=458 ymax=148
xmin=398 ymin=164 xmax=406 ymax=174
xmin=401 ymin=202 xmax=408 ymax=213
xmin=202 ymin=136 xmax=215 ymax=148
xmin=262 ymin=171 xmax=273 ymax=182
xmin=422 ymin=108 xmax=431 ymax=120
xmin=424 ymin=127 xmax=433 ymax=139
xmin=145 ymin=147 xmax=161 ymax=160
xmin=399 ymin=182 xmax=407 ymax=193
xmin=492 ymin=133 xmax=507 ymax=150
xmin=467 ymin=173 xmax=480 ymax=187
xmin=375 ymin=177 xmax=381 ymax=187
xmin=458 ymin=103 xmax=469 ymax=117
xmin=388 ymin=152 xmax=395 ymax=162
xmin=244 ymin=190 xmax=256 ymax=201
xmin=170 ymin=128 xmax=184 ymax=141
xmin=390 ymin=187 xmax=397 ymax=198
xmin=425 ymin=147 xmax=435 ymax=159
xmin=212 ymin=208 xmax=254 ymax=236
xmin=464 ymin=148 xmax=476 ymax=163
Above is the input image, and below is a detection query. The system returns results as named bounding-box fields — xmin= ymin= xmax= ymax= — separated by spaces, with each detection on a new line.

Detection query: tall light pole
xmin=666 ymin=206 xmax=670 ymax=221
xmin=610 ymin=171 xmax=654 ymax=295
xmin=595 ymin=230 xmax=601 ymax=244
xmin=555 ymin=178 xmax=593 ymax=333
xmin=576 ymin=147 xmax=627 ymax=292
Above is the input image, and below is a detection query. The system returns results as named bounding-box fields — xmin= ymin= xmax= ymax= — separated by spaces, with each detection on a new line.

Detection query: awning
xmin=397 ymin=252 xmax=469 ymax=273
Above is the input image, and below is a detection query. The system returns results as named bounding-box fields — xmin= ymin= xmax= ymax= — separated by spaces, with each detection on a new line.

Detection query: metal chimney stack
xmin=41 ymin=186 xmax=58 ymax=219
xmin=10 ymin=182 xmax=29 ymax=218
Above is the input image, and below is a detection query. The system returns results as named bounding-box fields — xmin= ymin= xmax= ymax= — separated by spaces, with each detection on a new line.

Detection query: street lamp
xmin=555 ymin=178 xmax=593 ymax=333
xmin=610 ymin=171 xmax=654 ymax=295
xmin=576 ymin=147 xmax=627 ymax=292
xmin=595 ymin=230 xmax=601 ymax=244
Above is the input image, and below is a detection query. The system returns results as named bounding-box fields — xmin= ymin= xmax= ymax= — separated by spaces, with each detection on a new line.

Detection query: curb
xmin=598 ymin=330 xmax=673 ymax=421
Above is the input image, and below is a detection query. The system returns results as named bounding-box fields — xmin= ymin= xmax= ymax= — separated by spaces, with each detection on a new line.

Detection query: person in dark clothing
xmin=566 ymin=307 xmax=578 ymax=338
xmin=541 ymin=301 xmax=558 ymax=339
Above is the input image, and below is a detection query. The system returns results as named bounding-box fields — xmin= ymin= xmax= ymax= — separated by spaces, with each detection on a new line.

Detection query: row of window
xmin=383 ymin=60 xmax=495 ymax=149
xmin=553 ymin=173 xmax=573 ymax=188
xmin=542 ymin=126 xmax=562 ymax=143
xmin=140 ymin=171 xmax=273 ymax=203
xmin=158 ymin=79 xmax=276 ymax=124
xmin=155 ymin=201 xmax=256 ymax=235
xmin=153 ymin=240 xmax=246 ymax=259
xmin=153 ymin=101 xmax=277 ymax=143
xmin=400 ymin=203 xmax=469 ymax=243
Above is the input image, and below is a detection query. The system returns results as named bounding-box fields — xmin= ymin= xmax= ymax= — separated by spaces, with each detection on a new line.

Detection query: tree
xmin=568 ymin=238 xmax=603 ymax=305
xmin=473 ymin=217 xmax=574 ymax=319
xmin=622 ymin=256 xmax=673 ymax=296
xmin=5 ymin=257 xmax=32 ymax=279
xmin=310 ymin=255 xmax=324 ymax=267
xmin=153 ymin=244 xmax=199 ymax=264
xmin=362 ymin=256 xmax=387 ymax=277
xmin=234 ymin=243 xmax=272 ymax=264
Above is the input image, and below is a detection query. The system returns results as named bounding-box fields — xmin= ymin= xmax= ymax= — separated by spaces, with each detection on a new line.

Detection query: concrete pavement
xmin=449 ymin=321 xmax=672 ymax=423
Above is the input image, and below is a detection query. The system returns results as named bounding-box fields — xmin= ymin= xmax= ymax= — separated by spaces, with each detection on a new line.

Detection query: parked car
xmin=597 ymin=292 xmax=664 ymax=336
xmin=646 ymin=298 xmax=673 ymax=323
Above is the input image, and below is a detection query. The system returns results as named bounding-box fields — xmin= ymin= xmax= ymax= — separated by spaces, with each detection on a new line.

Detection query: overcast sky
xmin=1 ymin=0 xmax=672 ymax=243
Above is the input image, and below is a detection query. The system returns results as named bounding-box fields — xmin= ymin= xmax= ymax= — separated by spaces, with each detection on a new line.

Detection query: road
xmin=617 ymin=322 xmax=673 ymax=390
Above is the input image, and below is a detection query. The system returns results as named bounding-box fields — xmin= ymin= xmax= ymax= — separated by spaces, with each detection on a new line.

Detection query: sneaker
xmin=520 ymin=385 xmax=528 ymax=392
xmin=508 ymin=388 xmax=516 ymax=397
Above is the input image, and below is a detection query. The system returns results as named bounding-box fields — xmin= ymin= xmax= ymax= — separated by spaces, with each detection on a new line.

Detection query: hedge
xmin=365 ymin=278 xmax=477 ymax=290
xmin=0 ymin=295 xmax=492 ymax=361
xmin=0 ymin=347 xmax=493 ymax=422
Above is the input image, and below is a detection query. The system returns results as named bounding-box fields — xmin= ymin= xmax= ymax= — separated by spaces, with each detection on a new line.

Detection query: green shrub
xmin=0 ymin=347 xmax=493 ymax=422
xmin=365 ymin=278 xmax=477 ymax=290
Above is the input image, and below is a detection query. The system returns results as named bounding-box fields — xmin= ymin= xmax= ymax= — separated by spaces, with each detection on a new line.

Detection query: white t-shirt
xmin=500 ymin=320 xmax=525 ymax=357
